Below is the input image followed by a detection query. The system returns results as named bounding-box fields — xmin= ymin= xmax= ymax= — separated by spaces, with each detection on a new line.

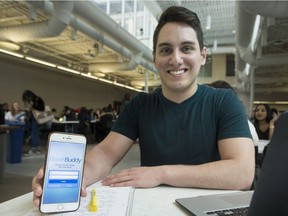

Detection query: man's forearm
xmin=84 ymin=147 xmax=114 ymax=186
xmin=158 ymin=160 xmax=254 ymax=190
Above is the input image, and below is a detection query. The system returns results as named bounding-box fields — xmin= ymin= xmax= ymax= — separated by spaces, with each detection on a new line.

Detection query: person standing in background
xmin=22 ymin=90 xmax=45 ymax=156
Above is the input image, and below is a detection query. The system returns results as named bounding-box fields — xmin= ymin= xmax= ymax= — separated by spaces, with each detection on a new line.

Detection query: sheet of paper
xmin=25 ymin=186 xmax=134 ymax=216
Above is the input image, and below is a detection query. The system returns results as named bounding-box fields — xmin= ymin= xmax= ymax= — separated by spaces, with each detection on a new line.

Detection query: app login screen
xmin=42 ymin=141 xmax=84 ymax=204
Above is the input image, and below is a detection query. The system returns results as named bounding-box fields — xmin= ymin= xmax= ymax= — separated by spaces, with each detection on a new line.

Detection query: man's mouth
xmin=168 ymin=69 xmax=187 ymax=75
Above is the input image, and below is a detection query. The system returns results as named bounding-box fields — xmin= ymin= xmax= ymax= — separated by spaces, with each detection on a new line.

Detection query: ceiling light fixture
xmin=213 ymin=39 xmax=218 ymax=51
xmin=0 ymin=48 xmax=24 ymax=58
xmin=57 ymin=66 xmax=80 ymax=74
xmin=25 ymin=56 xmax=56 ymax=67
xmin=206 ymin=15 xmax=211 ymax=30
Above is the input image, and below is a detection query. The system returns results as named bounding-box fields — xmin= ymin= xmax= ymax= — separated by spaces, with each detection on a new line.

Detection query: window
xmin=226 ymin=54 xmax=235 ymax=76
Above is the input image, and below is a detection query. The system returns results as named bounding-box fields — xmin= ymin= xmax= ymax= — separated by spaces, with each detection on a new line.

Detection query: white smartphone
xmin=40 ymin=132 xmax=86 ymax=214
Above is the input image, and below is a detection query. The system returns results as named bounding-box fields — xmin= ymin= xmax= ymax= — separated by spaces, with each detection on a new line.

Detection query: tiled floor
xmin=0 ymin=143 xmax=140 ymax=203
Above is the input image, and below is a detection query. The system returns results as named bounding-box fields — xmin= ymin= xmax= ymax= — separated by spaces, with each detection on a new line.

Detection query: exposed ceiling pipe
xmin=0 ymin=0 xmax=157 ymax=74
xmin=68 ymin=12 xmax=156 ymax=73
xmin=0 ymin=1 xmax=73 ymax=42
xmin=236 ymin=1 xmax=258 ymax=61
xmin=72 ymin=1 xmax=153 ymax=64
xmin=235 ymin=1 xmax=257 ymax=89
xmin=236 ymin=0 xmax=288 ymax=83
xmin=89 ymin=52 xmax=142 ymax=73
xmin=242 ymin=1 xmax=288 ymax=18
xmin=40 ymin=0 xmax=156 ymax=73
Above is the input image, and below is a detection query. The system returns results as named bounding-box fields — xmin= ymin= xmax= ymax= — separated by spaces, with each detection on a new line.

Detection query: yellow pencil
xmin=89 ymin=188 xmax=98 ymax=212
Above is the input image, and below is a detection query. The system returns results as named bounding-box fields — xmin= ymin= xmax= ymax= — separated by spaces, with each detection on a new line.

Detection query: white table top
xmin=0 ymin=186 xmax=236 ymax=216
xmin=52 ymin=119 xmax=98 ymax=124
xmin=0 ymin=144 xmax=237 ymax=215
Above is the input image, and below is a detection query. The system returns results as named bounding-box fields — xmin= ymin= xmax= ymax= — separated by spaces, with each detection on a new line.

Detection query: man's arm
xmin=84 ymin=132 xmax=135 ymax=186
xmin=102 ymin=137 xmax=255 ymax=190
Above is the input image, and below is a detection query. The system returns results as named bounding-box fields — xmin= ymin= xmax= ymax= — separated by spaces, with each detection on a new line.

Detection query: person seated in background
xmin=78 ymin=106 xmax=91 ymax=136
xmin=95 ymin=107 xmax=115 ymax=142
xmin=5 ymin=101 xmax=25 ymax=123
xmin=0 ymin=103 xmax=5 ymax=124
xmin=61 ymin=106 xmax=77 ymax=121
xmin=32 ymin=6 xmax=255 ymax=207
xmin=252 ymin=103 xmax=280 ymax=140
xmin=93 ymin=108 xmax=101 ymax=120
xmin=50 ymin=108 xmax=59 ymax=121
xmin=208 ymin=80 xmax=259 ymax=143
xmin=1 ymin=102 xmax=9 ymax=115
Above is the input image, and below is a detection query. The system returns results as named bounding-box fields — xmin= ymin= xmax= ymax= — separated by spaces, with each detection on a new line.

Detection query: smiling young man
xmin=32 ymin=6 xmax=255 ymax=207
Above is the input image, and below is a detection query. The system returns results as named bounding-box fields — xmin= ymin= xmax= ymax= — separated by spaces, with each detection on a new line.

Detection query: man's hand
xmin=32 ymin=167 xmax=88 ymax=207
xmin=101 ymin=167 xmax=162 ymax=188
xmin=32 ymin=167 xmax=44 ymax=207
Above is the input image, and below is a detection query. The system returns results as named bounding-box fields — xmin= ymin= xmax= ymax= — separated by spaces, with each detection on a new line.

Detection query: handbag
xmin=32 ymin=105 xmax=54 ymax=124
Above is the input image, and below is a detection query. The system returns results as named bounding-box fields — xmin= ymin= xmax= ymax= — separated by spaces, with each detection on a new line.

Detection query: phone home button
xmin=57 ymin=204 xmax=64 ymax=210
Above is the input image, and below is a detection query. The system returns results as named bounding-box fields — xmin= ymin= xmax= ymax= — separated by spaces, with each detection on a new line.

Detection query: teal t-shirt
xmin=112 ymin=84 xmax=252 ymax=166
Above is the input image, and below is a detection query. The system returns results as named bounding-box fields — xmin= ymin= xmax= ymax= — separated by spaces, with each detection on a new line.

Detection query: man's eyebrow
xmin=157 ymin=41 xmax=196 ymax=48
xmin=182 ymin=41 xmax=196 ymax=46
xmin=157 ymin=42 xmax=171 ymax=48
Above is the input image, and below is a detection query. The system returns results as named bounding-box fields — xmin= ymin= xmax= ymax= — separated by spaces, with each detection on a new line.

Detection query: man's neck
xmin=162 ymin=84 xmax=198 ymax=104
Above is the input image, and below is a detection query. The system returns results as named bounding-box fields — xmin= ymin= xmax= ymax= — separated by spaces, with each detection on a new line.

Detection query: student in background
xmin=2 ymin=102 xmax=9 ymax=115
xmin=253 ymin=104 xmax=280 ymax=140
xmin=5 ymin=101 xmax=25 ymax=123
xmin=61 ymin=106 xmax=77 ymax=121
xmin=22 ymin=90 xmax=45 ymax=156
xmin=0 ymin=103 xmax=6 ymax=124
xmin=78 ymin=106 xmax=91 ymax=136
xmin=93 ymin=108 xmax=101 ymax=120
xmin=32 ymin=6 xmax=254 ymax=207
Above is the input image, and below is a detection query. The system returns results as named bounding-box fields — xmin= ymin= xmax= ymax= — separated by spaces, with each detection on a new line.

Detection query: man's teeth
xmin=169 ymin=69 xmax=185 ymax=75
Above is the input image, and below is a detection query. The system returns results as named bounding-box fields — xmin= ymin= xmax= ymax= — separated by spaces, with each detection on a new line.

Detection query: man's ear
xmin=153 ymin=54 xmax=156 ymax=66
xmin=201 ymin=47 xmax=207 ymax=65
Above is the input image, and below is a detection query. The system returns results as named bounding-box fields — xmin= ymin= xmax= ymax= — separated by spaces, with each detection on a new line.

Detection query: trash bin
xmin=6 ymin=121 xmax=25 ymax=163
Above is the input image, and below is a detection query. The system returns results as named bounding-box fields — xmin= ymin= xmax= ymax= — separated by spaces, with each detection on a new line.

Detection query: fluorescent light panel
xmin=80 ymin=73 xmax=99 ymax=80
xmin=0 ymin=48 xmax=24 ymax=58
xmin=25 ymin=56 xmax=56 ymax=67
xmin=57 ymin=66 xmax=80 ymax=74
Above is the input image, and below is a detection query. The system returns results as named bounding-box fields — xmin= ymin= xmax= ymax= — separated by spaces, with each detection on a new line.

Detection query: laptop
xmin=176 ymin=111 xmax=288 ymax=216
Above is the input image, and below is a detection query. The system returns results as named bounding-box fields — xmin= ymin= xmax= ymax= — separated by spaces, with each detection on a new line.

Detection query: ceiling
xmin=0 ymin=1 xmax=288 ymax=101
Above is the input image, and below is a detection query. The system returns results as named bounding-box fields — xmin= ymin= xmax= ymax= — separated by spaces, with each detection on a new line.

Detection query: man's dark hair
xmin=153 ymin=6 xmax=204 ymax=55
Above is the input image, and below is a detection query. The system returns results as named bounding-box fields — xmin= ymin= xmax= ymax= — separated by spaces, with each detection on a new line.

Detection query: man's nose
xmin=169 ymin=50 xmax=183 ymax=66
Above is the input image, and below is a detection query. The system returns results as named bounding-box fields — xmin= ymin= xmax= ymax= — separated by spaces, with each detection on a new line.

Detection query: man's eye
xmin=160 ymin=48 xmax=171 ymax=55
xmin=182 ymin=46 xmax=193 ymax=53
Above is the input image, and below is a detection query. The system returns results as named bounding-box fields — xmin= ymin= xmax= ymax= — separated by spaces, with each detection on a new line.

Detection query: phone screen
xmin=40 ymin=133 xmax=86 ymax=213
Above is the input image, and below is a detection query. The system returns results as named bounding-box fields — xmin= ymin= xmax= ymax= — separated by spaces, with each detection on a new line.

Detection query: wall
xmin=0 ymin=54 xmax=134 ymax=115
xmin=1 ymin=52 xmax=263 ymax=117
